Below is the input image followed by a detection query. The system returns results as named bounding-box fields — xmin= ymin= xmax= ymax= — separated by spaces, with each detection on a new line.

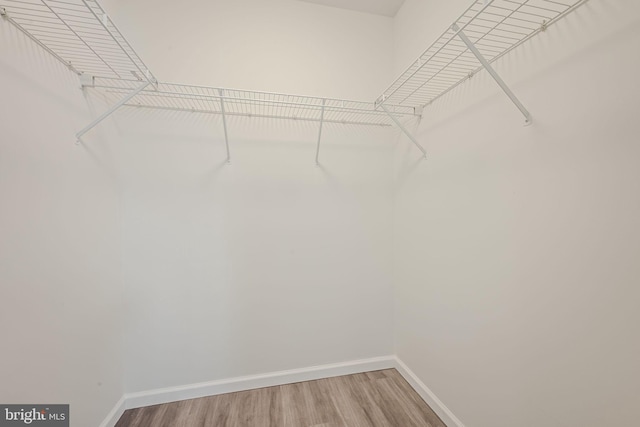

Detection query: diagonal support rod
xmin=381 ymin=105 xmax=426 ymax=158
xmin=219 ymin=89 xmax=231 ymax=163
xmin=453 ymin=23 xmax=532 ymax=124
xmin=76 ymin=81 xmax=150 ymax=143
xmin=315 ymin=99 xmax=326 ymax=165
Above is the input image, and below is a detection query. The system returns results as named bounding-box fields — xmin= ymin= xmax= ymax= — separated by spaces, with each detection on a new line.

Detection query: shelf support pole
xmin=315 ymin=99 xmax=326 ymax=165
xmin=380 ymin=104 xmax=426 ymax=158
xmin=76 ymin=81 xmax=150 ymax=143
xmin=452 ymin=23 xmax=532 ymax=124
xmin=219 ymin=89 xmax=231 ymax=163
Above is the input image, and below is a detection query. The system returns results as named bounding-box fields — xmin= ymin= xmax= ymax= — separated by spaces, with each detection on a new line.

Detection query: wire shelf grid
xmin=91 ymin=78 xmax=419 ymax=127
xmin=1 ymin=0 xmax=589 ymax=131
xmin=0 ymin=0 xmax=155 ymax=81
xmin=377 ymin=0 xmax=588 ymax=108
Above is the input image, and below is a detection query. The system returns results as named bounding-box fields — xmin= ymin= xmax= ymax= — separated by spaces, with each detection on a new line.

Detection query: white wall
xmin=393 ymin=0 xmax=470 ymax=77
xmin=115 ymin=114 xmax=395 ymax=393
xmin=0 ymin=20 xmax=124 ymax=427
xmin=392 ymin=1 xmax=640 ymax=426
xmin=6 ymin=0 xmax=637 ymax=424
xmin=107 ymin=0 xmax=394 ymax=100
xmin=93 ymin=0 xmax=397 ymax=393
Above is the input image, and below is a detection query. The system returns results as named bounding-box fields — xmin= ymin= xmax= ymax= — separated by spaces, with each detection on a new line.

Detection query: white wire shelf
xmin=1 ymin=0 xmax=590 ymax=157
xmin=377 ymin=0 xmax=588 ymax=109
xmin=0 ymin=0 xmax=155 ymax=82
xmin=90 ymin=78 xmax=419 ymax=127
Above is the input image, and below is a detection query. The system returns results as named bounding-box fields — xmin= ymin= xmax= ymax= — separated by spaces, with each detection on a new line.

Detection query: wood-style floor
xmin=115 ymin=369 xmax=447 ymax=427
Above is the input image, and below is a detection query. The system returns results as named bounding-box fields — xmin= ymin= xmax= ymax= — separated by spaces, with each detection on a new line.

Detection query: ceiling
xmin=297 ymin=0 xmax=406 ymax=17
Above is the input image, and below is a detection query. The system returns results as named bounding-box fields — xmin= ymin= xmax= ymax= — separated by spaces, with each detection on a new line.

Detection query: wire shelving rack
xmin=0 ymin=0 xmax=155 ymax=82
xmin=1 ymin=0 xmax=590 ymax=160
xmin=91 ymin=78 xmax=417 ymax=128
xmin=377 ymin=0 xmax=589 ymax=113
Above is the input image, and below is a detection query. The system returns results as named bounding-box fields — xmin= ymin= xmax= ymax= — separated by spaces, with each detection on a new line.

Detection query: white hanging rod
xmin=91 ymin=79 xmax=418 ymax=117
xmin=86 ymin=79 xmax=419 ymax=128
xmin=112 ymin=104 xmax=398 ymax=128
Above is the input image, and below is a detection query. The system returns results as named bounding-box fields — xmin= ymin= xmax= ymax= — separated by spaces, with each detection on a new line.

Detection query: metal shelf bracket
xmin=315 ymin=99 xmax=326 ymax=165
xmin=452 ymin=23 xmax=532 ymax=125
xmin=76 ymin=81 xmax=150 ymax=144
xmin=381 ymin=104 xmax=426 ymax=158
xmin=219 ymin=89 xmax=231 ymax=163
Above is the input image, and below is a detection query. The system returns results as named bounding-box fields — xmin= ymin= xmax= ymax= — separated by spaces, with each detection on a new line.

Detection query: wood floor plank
xmin=308 ymin=378 xmax=343 ymax=426
xmin=240 ymin=386 xmax=274 ymax=427
xmin=114 ymin=407 xmax=141 ymax=427
xmin=364 ymin=370 xmax=388 ymax=381
xmin=337 ymin=374 xmax=391 ymax=427
xmin=204 ymin=390 xmax=234 ymax=426
xmin=326 ymin=375 xmax=376 ymax=427
xmin=137 ymin=403 xmax=172 ymax=427
xmin=372 ymin=377 xmax=436 ymax=427
xmin=115 ymin=369 xmax=447 ymax=427
xmin=384 ymin=371 xmax=447 ymax=427
xmin=166 ymin=400 xmax=189 ymax=427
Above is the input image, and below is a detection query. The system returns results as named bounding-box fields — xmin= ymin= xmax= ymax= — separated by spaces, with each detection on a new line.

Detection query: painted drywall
xmin=297 ymin=0 xmax=406 ymax=18
xmin=106 ymin=0 xmax=394 ymax=100
xmin=114 ymin=111 xmax=395 ymax=393
xmin=392 ymin=1 xmax=640 ymax=426
xmin=0 ymin=20 xmax=124 ymax=427
xmin=86 ymin=0 xmax=397 ymax=393
xmin=7 ymin=0 xmax=638 ymax=424
xmin=392 ymin=0 xmax=471 ymax=77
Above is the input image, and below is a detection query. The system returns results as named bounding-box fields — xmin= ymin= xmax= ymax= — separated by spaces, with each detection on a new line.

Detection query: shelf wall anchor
xmin=219 ymin=89 xmax=231 ymax=163
xmin=452 ymin=23 xmax=532 ymax=125
xmin=315 ymin=99 xmax=326 ymax=165
xmin=76 ymin=81 xmax=150 ymax=144
xmin=380 ymin=104 xmax=427 ymax=158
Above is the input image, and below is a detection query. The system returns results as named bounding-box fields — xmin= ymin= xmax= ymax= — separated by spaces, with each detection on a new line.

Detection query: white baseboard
xmin=392 ymin=357 xmax=465 ymax=427
xmin=98 ymin=396 xmax=126 ymax=427
xmin=123 ymin=355 xmax=395 ymax=410
xmin=98 ymin=355 xmax=465 ymax=427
